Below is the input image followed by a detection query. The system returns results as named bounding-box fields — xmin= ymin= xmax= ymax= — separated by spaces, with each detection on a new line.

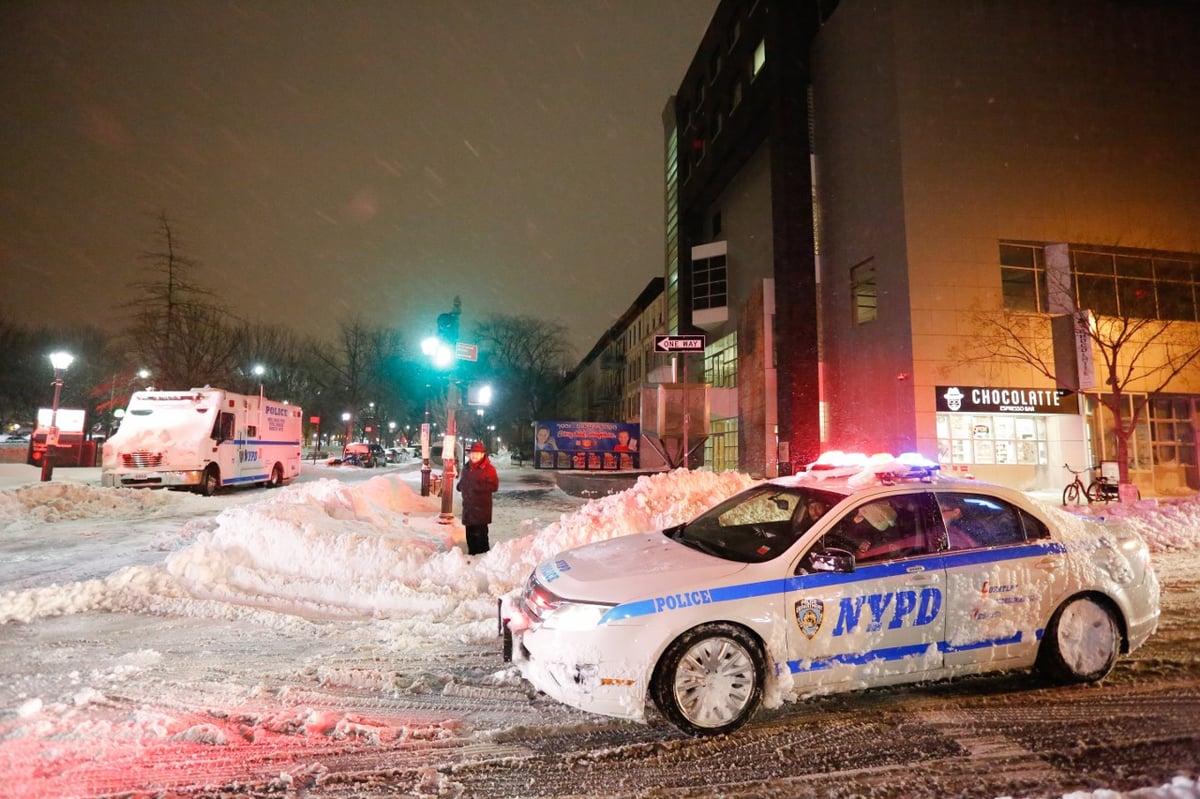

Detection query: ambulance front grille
xmin=122 ymin=451 xmax=163 ymax=468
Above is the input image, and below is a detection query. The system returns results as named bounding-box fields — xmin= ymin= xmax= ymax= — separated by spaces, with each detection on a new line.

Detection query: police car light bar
xmin=801 ymin=450 xmax=940 ymax=486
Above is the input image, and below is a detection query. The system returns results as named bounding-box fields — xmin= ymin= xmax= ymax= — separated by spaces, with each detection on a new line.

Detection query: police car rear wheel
xmin=652 ymin=623 xmax=764 ymax=737
xmin=1038 ymin=596 xmax=1120 ymax=683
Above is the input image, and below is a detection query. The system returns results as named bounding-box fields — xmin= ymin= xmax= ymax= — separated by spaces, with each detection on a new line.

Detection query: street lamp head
xmin=253 ymin=364 xmax=265 ymax=377
xmin=49 ymin=351 xmax=74 ymax=371
xmin=422 ymin=336 xmax=456 ymax=369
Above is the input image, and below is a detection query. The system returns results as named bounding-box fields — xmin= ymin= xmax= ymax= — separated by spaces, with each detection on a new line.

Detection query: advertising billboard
xmin=532 ymin=421 xmax=639 ymax=471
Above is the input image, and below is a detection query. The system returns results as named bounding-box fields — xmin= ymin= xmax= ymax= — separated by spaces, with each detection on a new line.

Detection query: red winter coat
xmin=457 ymin=455 xmax=499 ymax=525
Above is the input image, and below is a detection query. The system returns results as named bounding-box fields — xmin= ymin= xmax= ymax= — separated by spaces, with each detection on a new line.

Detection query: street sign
xmin=654 ymin=334 xmax=706 ymax=353
xmin=455 ymin=342 xmax=478 ymax=362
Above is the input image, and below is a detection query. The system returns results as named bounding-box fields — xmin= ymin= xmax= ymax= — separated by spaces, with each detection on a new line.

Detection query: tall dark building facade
xmin=664 ymin=0 xmax=835 ymax=476
xmin=668 ymin=0 xmax=1200 ymax=495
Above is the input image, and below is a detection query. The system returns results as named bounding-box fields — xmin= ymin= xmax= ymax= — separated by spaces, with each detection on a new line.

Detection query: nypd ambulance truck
xmin=101 ymin=387 xmax=303 ymax=495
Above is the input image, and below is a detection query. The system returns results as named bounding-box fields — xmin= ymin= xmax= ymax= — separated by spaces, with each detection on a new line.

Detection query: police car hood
xmin=539 ymin=532 xmax=748 ymax=604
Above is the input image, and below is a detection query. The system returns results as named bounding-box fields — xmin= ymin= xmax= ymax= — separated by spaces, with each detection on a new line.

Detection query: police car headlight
xmin=541 ymin=600 xmax=614 ymax=632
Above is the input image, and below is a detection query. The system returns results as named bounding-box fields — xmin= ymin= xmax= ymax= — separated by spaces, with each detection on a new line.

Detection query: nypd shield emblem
xmin=795 ymin=598 xmax=824 ymax=640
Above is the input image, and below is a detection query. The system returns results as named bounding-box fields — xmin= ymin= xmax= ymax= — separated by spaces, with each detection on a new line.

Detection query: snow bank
xmin=0 ymin=469 xmax=756 ymax=637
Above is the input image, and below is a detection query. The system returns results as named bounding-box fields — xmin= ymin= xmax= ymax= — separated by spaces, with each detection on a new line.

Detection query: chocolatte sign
xmin=936 ymin=386 xmax=1078 ymax=415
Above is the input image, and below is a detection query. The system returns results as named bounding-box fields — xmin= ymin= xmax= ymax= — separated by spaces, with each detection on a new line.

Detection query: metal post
xmin=439 ymin=383 xmax=458 ymax=523
xmin=40 ymin=370 xmax=64 ymax=482
xmin=420 ymin=397 xmax=432 ymax=496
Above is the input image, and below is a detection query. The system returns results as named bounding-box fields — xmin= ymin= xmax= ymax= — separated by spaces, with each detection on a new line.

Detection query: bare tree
xmin=313 ymin=318 xmax=410 ymax=442
xmin=0 ymin=311 xmax=42 ymax=430
xmin=949 ymin=307 xmax=1200 ymax=483
xmin=123 ymin=211 xmax=236 ymax=389
xmin=473 ymin=314 xmax=574 ymax=440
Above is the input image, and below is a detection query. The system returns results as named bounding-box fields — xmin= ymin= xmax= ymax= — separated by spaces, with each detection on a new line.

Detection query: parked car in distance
xmin=1 ymin=434 xmax=30 ymax=443
xmin=342 ymin=442 xmax=385 ymax=468
xmin=368 ymin=443 xmax=388 ymax=467
xmin=386 ymin=446 xmax=413 ymax=463
xmin=501 ymin=451 xmax=1161 ymax=737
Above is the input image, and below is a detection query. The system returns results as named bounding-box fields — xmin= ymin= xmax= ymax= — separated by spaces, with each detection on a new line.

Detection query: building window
xmin=1000 ymin=242 xmax=1200 ymax=321
xmin=731 ymin=79 xmax=743 ymax=111
xmin=711 ymin=211 xmax=722 ymax=238
xmin=851 ymin=258 xmax=877 ymax=325
xmin=1150 ymin=396 xmax=1195 ymax=467
xmin=705 ymin=332 xmax=738 ymax=389
xmin=936 ymin=413 xmax=1049 ymax=467
xmin=707 ymin=417 xmax=739 ymax=473
xmin=999 ymin=243 xmax=1047 ymax=312
xmin=753 ymin=39 xmax=766 ymax=78
xmin=693 ymin=252 xmax=728 ymax=311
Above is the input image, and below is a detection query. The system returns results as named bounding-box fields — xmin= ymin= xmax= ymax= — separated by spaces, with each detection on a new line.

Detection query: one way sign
xmin=654 ymin=334 xmax=706 ymax=353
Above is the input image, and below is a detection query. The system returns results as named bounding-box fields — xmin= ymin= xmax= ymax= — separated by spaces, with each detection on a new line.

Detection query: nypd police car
xmin=500 ymin=452 xmax=1160 ymax=736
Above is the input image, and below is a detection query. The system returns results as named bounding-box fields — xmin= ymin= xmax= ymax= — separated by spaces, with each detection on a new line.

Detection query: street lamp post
xmin=41 ymin=351 xmax=75 ymax=482
xmin=342 ymin=412 xmax=352 ymax=446
xmin=422 ymin=321 xmax=459 ymax=521
xmin=420 ymin=394 xmax=432 ymax=496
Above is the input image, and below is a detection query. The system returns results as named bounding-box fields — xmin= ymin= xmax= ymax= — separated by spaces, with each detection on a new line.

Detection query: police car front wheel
xmin=1037 ymin=595 xmax=1121 ymax=683
xmin=651 ymin=622 xmax=765 ymax=737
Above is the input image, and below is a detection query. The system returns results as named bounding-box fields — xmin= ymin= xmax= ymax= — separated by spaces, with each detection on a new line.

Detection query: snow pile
xmin=0 ymin=469 xmax=755 ymax=636
xmin=1057 ymin=495 xmax=1200 ymax=553
xmin=0 ymin=481 xmax=177 ymax=529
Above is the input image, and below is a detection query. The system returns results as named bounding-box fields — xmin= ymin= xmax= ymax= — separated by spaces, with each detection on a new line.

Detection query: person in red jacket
xmin=457 ymin=440 xmax=499 ymax=555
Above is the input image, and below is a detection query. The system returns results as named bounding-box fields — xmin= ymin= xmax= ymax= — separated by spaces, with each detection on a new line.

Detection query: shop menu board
xmin=531 ymin=421 xmax=640 ymax=470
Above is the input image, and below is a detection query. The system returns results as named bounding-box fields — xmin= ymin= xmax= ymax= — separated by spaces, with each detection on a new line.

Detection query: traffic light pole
xmin=438 ymin=382 xmax=458 ymax=524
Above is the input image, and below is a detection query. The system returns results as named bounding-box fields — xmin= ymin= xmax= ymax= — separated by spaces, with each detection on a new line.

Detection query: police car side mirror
xmin=811 ymin=548 xmax=855 ymax=573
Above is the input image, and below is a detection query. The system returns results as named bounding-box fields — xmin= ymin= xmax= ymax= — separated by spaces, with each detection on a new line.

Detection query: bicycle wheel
xmin=1063 ymin=481 xmax=1084 ymax=506
xmin=1086 ymin=481 xmax=1111 ymax=503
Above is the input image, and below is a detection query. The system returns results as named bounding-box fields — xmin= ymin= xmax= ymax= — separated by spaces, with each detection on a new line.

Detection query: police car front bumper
xmin=511 ymin=625 xmax=651 ymax=722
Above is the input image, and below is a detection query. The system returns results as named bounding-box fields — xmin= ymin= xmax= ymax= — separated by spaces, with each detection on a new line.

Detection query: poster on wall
xmin=532 ymin=421 xmax=640 ymax=470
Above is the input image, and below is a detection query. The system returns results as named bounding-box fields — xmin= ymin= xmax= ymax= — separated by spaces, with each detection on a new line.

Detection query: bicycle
xmin=1063 ymin=463 xmax=1134 ymax=505
xmin=1062 ymin=463 xmax=1092 ymax=506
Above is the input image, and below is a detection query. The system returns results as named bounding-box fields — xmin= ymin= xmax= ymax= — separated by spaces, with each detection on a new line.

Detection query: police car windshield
xmin=668 ymin=485 xmax=841 ymax=563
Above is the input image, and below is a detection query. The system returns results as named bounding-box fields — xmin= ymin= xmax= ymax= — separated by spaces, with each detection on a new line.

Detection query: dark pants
xmin=466 ymin=525 xmax=490 ymax=555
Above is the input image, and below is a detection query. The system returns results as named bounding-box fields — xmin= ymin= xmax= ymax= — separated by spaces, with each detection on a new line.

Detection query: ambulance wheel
xmin=266 ymin=464 xmax=283 ymax=488
xmin=651 ymin=623 xmax=764 ymax=736
xmin=198 ymin=467 xmax=220 ymax=497
xmin=1037 ymin=595 xmax=1121 ymax=683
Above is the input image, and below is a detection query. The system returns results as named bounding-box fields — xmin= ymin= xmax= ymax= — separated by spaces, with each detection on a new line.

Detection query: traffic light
xmin=437 ymin=312 xmax=459 ymax=344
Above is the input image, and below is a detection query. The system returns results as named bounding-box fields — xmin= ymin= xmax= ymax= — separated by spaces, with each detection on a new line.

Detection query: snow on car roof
xmin=770 ymin=451 xmax=958 ymax=496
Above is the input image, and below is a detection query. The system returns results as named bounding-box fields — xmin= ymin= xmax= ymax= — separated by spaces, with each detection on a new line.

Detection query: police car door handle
xmin=1036 ymin=556 xmax=1064 ymax=571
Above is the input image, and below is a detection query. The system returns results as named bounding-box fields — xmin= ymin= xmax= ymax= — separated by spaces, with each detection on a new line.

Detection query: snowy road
xmin=0 ymin=462 xmax=1197 ymax=798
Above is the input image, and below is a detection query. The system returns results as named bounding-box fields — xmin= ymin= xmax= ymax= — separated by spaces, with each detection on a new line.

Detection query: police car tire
xmin=267 ymin=464 xmax=283 ymax=488
xmin=1037 ymin=596 xmax=1121 ymax=683
xmin=651 ymin=623 xmax=765 ymax=737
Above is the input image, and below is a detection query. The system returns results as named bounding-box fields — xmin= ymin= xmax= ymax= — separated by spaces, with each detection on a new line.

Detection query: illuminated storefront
xmin=935 ymin=385 xmax=1082 ymax=484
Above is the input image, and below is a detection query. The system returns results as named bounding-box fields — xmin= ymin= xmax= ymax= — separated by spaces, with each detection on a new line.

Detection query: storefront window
xmin=937 ymin=413 xmax=1048 ymax=466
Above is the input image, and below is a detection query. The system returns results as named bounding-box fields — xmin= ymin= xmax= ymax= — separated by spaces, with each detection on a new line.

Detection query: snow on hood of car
xmin=535 ymin=531 xmax=747 ymax=605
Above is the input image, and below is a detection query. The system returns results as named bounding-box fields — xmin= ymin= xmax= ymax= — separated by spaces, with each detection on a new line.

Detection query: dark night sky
xmin=0 ymin=0 xmax=717 ymax=355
